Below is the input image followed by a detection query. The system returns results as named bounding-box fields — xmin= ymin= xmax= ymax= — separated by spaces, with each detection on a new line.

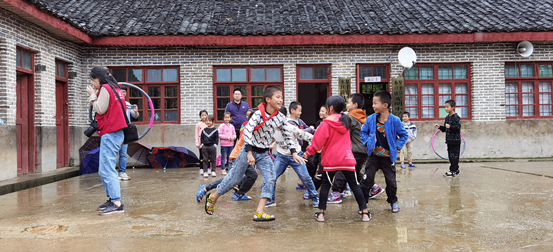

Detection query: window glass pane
xmin=506 ymin=82 xmax=518 ymax=93
xmin=232 ymin=68 xmax=247 ymax=81
xmin=130 ymin=88 xmax=141 ymax=98
xmin=439 ymin=95 xmax=451 ymax=106
xmin=299 ymin=67 xmax=313 ymax=80
xmin=252 ymin=86 xmax=264 ymax=96
xmin=164 ymin=111 xmax=178 ymax=122
xmin=251 ymin=68 xmax=265 ymax=81
xmin=151 ymin=99 xmax=161 ymax=109
xmin=267 ymin=68 xmax=281 ymax=81
xmin=458 ymin=107 xmax=468 ymax=118
xmin=236 ymin=86 xmax=247 ymax=96
xmin=455 ymin=83 xmax=468 ymax=94
xmin=540 ymin=105 xmax=552 ymax=116
xmin=217 ymin=98 xmax=230 ymax=109
xmin=217 ymin=110 xmax=225 ymax=121
xmin=420 ymin=67 xmax=433 ymax=80
xmin=165 ymin=98 xmax=178 ymax=109
xmin=16 ymin=50 xmax=21 ymax=67
xmin=539 ymin=93 xmax=552 ymax=105
xmin=147 ymin=69 xmax=162 ymax=82
xmin=112 ymin=69 xmax=126 ymax=82
xmin=422 ymin=107 xmax=434 ymax=118
xmin=405 ymin=67 xmax=418 ymax=80
xmin=421 ymin=84 xmax=434 ymax=94
xmin=539 ymin=81 xmax=552 ymax=92
xmin=438 ymin=66 xmax=452 ymax=79
xmin=506 ymin=106 xmax=518 ymax=117
xmin=506 ymin=94 xmax=518 ymax=105
xmin=128 ymin=69 xmax=142 ymax=82
xmin=456 ymin=95 xmax=468 ymax=106
xmin=405 ymin=96 xmax=418 ymax=106
xmin=522 ymin=94 xmax=534 ymax=104
xmin=522 ymin=82 xmax=534 ymax=92
xmin=439 ymin=107 xmax=448 ymax=118
xmin=163 ymin=69 xmax=178 ymax=82
xmin=405 ymin=84 xmax=417 ymax=95
xmin=148 ymin=87 xmax=161 ymax=97
xmin=216 ymin=69 xmax=231 ymax=82
xmin=439 ymin=83 xmax=451 ymax=94
xmin=165 ymin=86 xmax=178 ymax=97
xmin=539 ymin=65 xmax=553 ymax=77
xmin=129 ymin=99 xmax=143 ymax=122
xmin=58 ymin=63 xmax=65 ymax=78
xmin=520 ymin=64 xmax=534 ymax=77
xmin=373 ymin=67 xmax=386 ymax=79
xmin=505 ymin=65 xmax=519 ymax=77
xmin=406 ymin=107 xmax=418 ymax=119
xmin=522 ymin=105 xmax=534 ymax=116
xmin=422 ymin=96 xmax=434 ymax=106
xmin=314 ymin=67 xmax=328 ymax=80
xmin=150 ymin=111 xmax=161 ymax=121
xmin=55 ymin=62 xmax=59 ymax=76
xmin=359 ymin=67 xmax=371 ymax=80
xmin=22 ymin=52 xmax=31 ymax=70
xmin=454 ymin=66 xmax=467 ymax=79
xmin=217 ymin=86 xmax=230 ymax=97
xmin=252 ymin=98 xmax=264 ymax=108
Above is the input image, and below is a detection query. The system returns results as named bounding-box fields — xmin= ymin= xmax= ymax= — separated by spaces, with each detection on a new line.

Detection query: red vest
xmin=96 ymin=84 xmax=128 ymax=136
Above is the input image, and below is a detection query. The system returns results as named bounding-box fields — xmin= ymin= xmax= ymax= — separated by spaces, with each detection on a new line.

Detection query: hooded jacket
xmin=305 ymin=114 xmax=356 ymax=171
xmin=360 ymin=113 xmax=409 ymax=164
xmin=348 ymin=109 xmax=368 ymax=154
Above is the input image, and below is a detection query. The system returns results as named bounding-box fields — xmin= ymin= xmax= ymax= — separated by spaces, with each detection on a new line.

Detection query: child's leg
xmin=208 ymin=146 xmax=217 ymax=172
xmin=361 ymin=155 xmax=379 ymax=203
xmin=199 ymin=150 xmax=204 ymax=170
xmin=447 ymin=144 xmax=461 ymax=172
xmin=271 ymin=154 xmax=290 ymax=201
xmin=379 ymin=157 xmax=398 ymax=204
xmin=253 ymin=151 xmax=276 ymax=217
xmin=220 ymin=147 xmax=227 ymax=171
xmin=206 ymin=177 xmax=225 ymax=191
xmin=407 ymin=142 xmax=413 ymax=164
xmin=237 ymin=165 xmax=258 ymax=195
xmin=331 ymin=171 xmax=347 ymax=193
xmin=215 ymin=148 xmax=252 ymax=196
xmin=343 ymin=170 xmax=368 ymax=211
xmin=289 ymin=157 xmax=319 ymax=199
xmin=318 ymin=171 xmax=336 ymax=212
xmin=201 ymin=148 xmax=210 ymax=173
xmin=399 ymin=146 xmax=405 ymax=164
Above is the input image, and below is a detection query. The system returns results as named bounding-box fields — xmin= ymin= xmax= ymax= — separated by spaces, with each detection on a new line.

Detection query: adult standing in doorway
xmin=225 ymin=88 xmax=250 ymax=145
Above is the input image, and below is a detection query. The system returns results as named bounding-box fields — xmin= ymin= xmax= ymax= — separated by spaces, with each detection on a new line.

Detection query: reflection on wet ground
xmin=1 ymin=162 xmax=553 ymax=251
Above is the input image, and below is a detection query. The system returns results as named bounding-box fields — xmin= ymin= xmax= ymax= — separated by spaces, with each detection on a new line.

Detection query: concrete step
xmin=0 ymin=167 xmax=79 ymax=196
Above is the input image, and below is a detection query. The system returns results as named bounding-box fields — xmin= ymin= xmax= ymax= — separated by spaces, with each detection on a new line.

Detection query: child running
xmin=201 ymin=115 xmax=218 ymax=177
xmin=305 ymin=105 xmax=328 ymax=192
xmin=360 ymin=90 xmax=408 ymax=213
xmin=195 ymin=110 xmax=208 ymax=175
xmin=269 ymin=106 xmax=319 ymax=208
xmin=287 ymin=101 xmax=315 ymax=191
xmin=434 ymin=100 xmax=462 ymax=177
xmin=400 ymin=111 xmax=417 ymax=169
xmin=204 ymin=86 xmax=301 ymax=221
xmin=303 ymin=96 xmax=371 ymax=222
xmin=218 ymin=112 xmax=236 ymax=175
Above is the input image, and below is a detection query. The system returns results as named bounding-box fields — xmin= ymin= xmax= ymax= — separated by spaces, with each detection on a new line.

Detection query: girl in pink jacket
xmin=304 ymin=96 xmax=371 ymax=222
xmin=218 ymin=112 xmax=236 ymax=175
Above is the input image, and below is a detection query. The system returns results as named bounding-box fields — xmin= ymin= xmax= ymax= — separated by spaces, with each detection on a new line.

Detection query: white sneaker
xmin=222 ymin=170 xmax=227 ymax=175
xmin=211 ymin=171 xmax=216 ymax=177
xmin=343 ymin=190 xmax=352 ymax=197
xmin=207 ymin=169 xmax=212 ymax=174
xmin=203 ymin=172 xmax=209 ymax=178
xmin=118 ymin=173 xmax=131 ymax=181
xmin=199 ymin=169 xmax=204 ymax=175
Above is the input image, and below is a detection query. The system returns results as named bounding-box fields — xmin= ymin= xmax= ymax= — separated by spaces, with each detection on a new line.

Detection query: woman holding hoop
xmin=434 ymin=100 xmax=462 ymax=177
xmin=87 ymin=67 xmax=128 ymax=215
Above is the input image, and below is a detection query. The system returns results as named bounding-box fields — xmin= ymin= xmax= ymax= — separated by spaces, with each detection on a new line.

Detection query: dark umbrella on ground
xmin=147 ymin=147 xmax=188 ymax=169
xmin=127 ymin=141 xmax=152 ymax=167
xmin=80 ymin=147 xmax=100 ymax=175
xmin=167 ymin=146 xmax=199 ymax=165
xmin=79 ymin=136 xmax=101 ymax=166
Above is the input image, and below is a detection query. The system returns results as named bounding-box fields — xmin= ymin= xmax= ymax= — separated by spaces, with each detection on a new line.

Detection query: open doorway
xmin=298 ymin=83 xmax=329 ymax=126
xmin=356 ymin=64 xmax=390 ymax=116
xmin=360 ymin=82 xmax=388 ymax=116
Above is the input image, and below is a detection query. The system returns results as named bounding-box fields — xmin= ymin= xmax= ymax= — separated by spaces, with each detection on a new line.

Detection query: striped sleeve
xmin=244 ymin=110 xmax=263 ymax=151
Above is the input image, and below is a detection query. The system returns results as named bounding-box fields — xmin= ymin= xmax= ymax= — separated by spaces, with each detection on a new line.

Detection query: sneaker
xmin=199 ymin=169 xmax=204 ymax=175
xmin=312 ymin=197 xmax=319 ymax=208
xmin=327 ymin=195 xmax=342 ymax=204
xmin=98 ymin=202 xmax=124 ymax=215
xmin=222 ymin=169 xmax=227 ymax=175
xmin=332 ymin=191 xmax=345 ymax=200
xmin=408 ymin=163 xmax=416 ymax=168
xmin=368 ymin=186 xmax=385 ymax=199
xmin=203 ymin=172 xmax=209 ymax=178
xmin=444 ymin=171 xmax=459 ymax=177
xmin=96 ymin=199 xmax=111 ymax=211
xmin=343 ymin=190 xmax=352 ymax=197
xmin=453 ymin=170 xmax=460 ymax=177
xmin=265 ymin=200 xmax=277 ymax=207
xmin=400 ymin=164 xmax=406 ymax=169
xmin=118 ymin=172 xmax=131 ymax=181
xmin=207 ymin=169 xmax=212 ymax=174
xmin=211 ymin=171 xmax=216 ymax=177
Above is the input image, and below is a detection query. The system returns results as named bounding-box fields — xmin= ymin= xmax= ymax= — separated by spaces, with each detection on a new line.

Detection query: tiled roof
xmin=30 ymin=0 xmax=553 ymax=37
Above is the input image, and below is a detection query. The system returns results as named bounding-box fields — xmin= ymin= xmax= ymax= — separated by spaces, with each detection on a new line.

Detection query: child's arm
xmin=449 ymin=115 xmax=461 ymax=133
xmin=218 ymin=125 xmax=227 ymax=140
xmin=215 ymin=130 xmax=219 ymax=146
xmin=243 ymin=111 xmax=261 ymax=151
xmin=230 ymin=125 xmax=236 ymax=140
xmin=300 ymin=119 xmax=315 ymax=134
xmin=195 ymin=124 xmax=202 ymax=149
xmin=279 ymin=119 xmax=304 ymax=164
xmin=200 ymin=129 xmax=206 ymax=147
xmin=360 ymin=118 xmax=376 ymax=152
xmin=412 ymin=124 xmax=417 ymax=141
xmin=305 ymin=123 xmax=329 ymax=158
xmin=395 ymin=119 xmax=409 ymax=150
xmin=290 ymin=124 xmax=313 ymax=142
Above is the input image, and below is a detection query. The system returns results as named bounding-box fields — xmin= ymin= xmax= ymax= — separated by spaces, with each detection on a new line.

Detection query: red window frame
xmin=15 ymin=47 xmax=34 ymax=75
xmin=296 ymin=64 xmax=332 ymax=99
xmin=355 ymin=64 xmax=391 ymax=92
xmin=505 ymin=62 xmax=553 ymax=119
xmin=213 ymin=65 xmax=284 ymax=123
xmin=109 ymin=66 xmax=180 ymax=124
xmin=55 ymin=60 xmax=68 ymax=82
xmin=403 ymin=63 xmax=472 ymax=121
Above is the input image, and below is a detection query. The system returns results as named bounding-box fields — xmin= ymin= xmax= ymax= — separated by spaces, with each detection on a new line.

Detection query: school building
xmin=0 ymin=0 xmax=552 ymax=181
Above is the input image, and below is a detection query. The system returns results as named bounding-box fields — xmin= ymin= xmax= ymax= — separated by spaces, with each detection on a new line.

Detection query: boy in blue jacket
xmin=360 ymin=90 xmax=408 ymax=213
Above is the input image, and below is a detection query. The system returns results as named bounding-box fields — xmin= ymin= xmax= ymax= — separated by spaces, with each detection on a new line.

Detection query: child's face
xmin=346 ymin=98 xmax=357 ymax=112
xmin=402 ymin=114 xmax=410 ymax=122
xmin=445 ymin=103 xmax=454 ymax=114
xmin=223 ymin=114 xmax=231 ymax=124
xmin=290 ymin=105 xmax=302 ymax=118
xmin=372 ymin=96 xmax=388 ymax=114
xmin=265 ymin=91 xmax=283 ymax=111
xmin=319 ymin=107 xmax=328 ymax=119
xmin=205 ymin=119 xmax=213 ymax=128
xmin=200 ymin=112 xmax=208 ymax=122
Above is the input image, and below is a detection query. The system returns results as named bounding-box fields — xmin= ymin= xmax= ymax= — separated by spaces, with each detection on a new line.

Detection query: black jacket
xmin=201 ymin=127 xmax=219 ymax=147
xmin=439 ymin=113 xmax=461 ymax=144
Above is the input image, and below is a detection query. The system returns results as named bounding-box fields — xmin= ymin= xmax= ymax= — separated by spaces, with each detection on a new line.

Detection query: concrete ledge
xmin=0 ymin=167 xmax=80 ymax=196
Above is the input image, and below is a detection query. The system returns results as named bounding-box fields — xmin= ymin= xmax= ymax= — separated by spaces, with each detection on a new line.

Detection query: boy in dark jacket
xmin=434 ymin=100 xmax=461 ymax=177
xmin=201 ymin=115 xmax=219 ymax=178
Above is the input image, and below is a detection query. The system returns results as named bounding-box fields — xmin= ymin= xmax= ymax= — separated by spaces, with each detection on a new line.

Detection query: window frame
xmin=505 ymin=62 xmax=553 ymax=119
xmin=55 ymin=60 xmax=68 ymax=82
xmin=213 ymin=65 xmax=284 ymax=123
xmin=15 ymin=47 xmax=34 ymax=74
xmin=109 ymin=66 xmax=180 ymax=124
xmin=355 ymin=64 xmax=391 ymax=92
xmin=403 ymin=63 xmax=472 ymax=121
xmin=296 ymin=64 xmax=332 ymax=99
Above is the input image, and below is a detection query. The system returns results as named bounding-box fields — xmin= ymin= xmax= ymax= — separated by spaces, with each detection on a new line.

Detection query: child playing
xmin=304 ymin=96 xmax=371 ymax=222
xmin=195 ymin=110 xmax=208 ymax=175
xmin=434 ymin=100 xmax=462 ymax=177
xmin=288 ymin=101 xmax=316 ymax=191
xmin=360 ymin=90 xmax=408 ymax=213
xmin=306 ymin=105 xmax=328 ymax=194
xmin=218 ymin=112 xmax=236 ymax=175
xmin=201 ymin=115 xmax=219 ymax=178
xmin=400 ymin=111 xmax=417 ymax=169
xmin=204 ymin=86 xmax=301 ymax=222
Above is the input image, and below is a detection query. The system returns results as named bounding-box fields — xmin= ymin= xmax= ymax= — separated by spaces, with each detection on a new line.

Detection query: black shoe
xmin=96 ymin=199 xmax=111 ymax=211
xmin=443 ymin=171 xmax=454 ymax=177
xmin=98 ymin=202 xmax=124 ymax=215
xmin=452 ymin=170 xmax=460 ymax=177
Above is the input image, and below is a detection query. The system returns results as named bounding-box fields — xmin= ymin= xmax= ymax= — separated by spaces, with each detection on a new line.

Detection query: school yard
xmin=1 ymin=161 xmax=552 ymax=252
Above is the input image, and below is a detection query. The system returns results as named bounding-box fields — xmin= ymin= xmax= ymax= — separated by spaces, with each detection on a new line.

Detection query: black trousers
xmin=199 ymin=150 xmax=204 ymax=170
xmin=332 ymin=152 xmax=367 ymax=192
xmin=206 ymin=160 xmax=258 ymax=195
xmin=202 ymin=145 xmax=217 ymax=173
xmin=448 ymin=143 xmax=461 ymax=172
xmin=361 ymin=155 xmax=397 ymax=204
xmin=319 ymin=170 xmax=367 ymax=211
xmin=306 ymin=153 xmax=324 ymax=190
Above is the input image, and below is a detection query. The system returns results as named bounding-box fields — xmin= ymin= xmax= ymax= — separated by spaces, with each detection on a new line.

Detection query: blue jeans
xmin=273 ymin=152 xmax=318 ymax=201
xmin=98 ymin=130 xmax=124 ymax=201
xmin=220 ymin=146 xmax=233 ymax=171
xmin=118 ymin=144 xmax=128 ymax=174
xmin=217 ymin=147 xmax=274 ymax=199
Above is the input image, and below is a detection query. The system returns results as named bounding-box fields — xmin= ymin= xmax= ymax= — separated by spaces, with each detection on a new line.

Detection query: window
xmin=213 ymin=66 xmax=284 ymax=122
xmin=55 ymin=61 xmax=67 ymax=80
xmin=356 ymin=64 xmax=390 ymax=115
xmin=16 ymin=48 xmax=34 ymax=73
xmin=505 ymin=63 xmax=553 ymax=118
xmin=110 ymin=67 xmax=180 ymax=124
xmin=404 ymin=64 xmax=471 ymax=120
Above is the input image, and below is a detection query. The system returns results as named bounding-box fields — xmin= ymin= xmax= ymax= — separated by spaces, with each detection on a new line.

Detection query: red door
xmin=56 ymin=81 xmax=69 ymax=168
xmin=16 ymin=73 xmax=30 ymax=174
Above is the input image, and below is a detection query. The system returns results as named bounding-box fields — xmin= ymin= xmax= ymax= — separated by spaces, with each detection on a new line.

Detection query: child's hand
xmin=309 ymin=126 xmax=315 ymax=129
xmin=445 ymin=124 xmax=450 ymax=129
xmin=434 ymin=124 xmax=440 ymax=129
xmin=303 ymin=153 xmax=308 ymax=159
xmin=247 ymin=152 xmax=255 ymax=166
xmin=293 ymin=153 xmax=306 ymax=165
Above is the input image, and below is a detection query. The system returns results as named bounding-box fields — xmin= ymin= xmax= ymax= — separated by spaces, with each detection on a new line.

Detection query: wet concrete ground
xmin=1 ymin=161 xmax=553 ymax=252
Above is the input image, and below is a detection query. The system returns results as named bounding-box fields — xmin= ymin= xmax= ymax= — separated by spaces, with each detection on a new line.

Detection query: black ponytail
xmin=325 ymin=96 xmax=351 ymax=130
xmin=89 ymin=66 xmax=120 ymax=90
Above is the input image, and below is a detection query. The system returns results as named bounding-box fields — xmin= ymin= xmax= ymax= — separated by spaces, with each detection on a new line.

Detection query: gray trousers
xmin=201 ymin=145 xmax=217 ymax=173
